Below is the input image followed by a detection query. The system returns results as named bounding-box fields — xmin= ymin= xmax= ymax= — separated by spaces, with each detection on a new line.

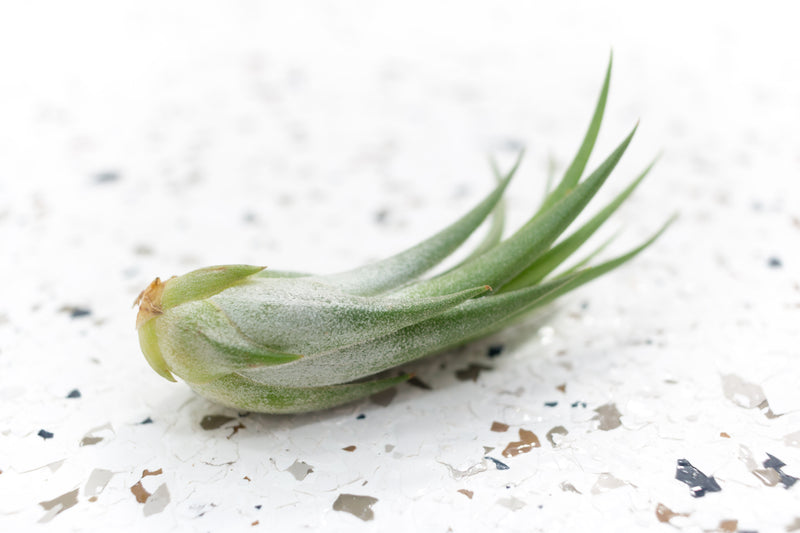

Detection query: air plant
xmin=135 ymin=58 xmax=673 ymax=413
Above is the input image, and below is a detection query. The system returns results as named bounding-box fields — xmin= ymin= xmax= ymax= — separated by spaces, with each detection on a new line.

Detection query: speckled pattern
xmin=1 ymin=2 xmax=799 ymax=531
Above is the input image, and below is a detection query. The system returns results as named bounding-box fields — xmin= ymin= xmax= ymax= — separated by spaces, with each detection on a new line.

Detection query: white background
xmin=1 ymin=1 xmax=799 ymax=531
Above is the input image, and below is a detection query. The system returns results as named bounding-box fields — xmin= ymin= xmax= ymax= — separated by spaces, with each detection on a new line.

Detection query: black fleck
xmin=407 ymin=376 xmax=432 ymax=390
xmin=356 ymin=414 xmax=366 ymax=420
xmin=94 ymin=171 xmax=120 ymax=183
xmin=140 ymin=417 xmax=153 ymax=425
xmin=63 ymin=306 xmax=91 ymax=319
xmin=38 ymin=429 xmax=54 ymax=440
xmin=675 ymin=458 xmax=721 ymax=497
xmin=484 ymin=456 xmax=510 ymax=470
xmin=768 ymin=256 xmax=783 ymax=268
xmin=255 ymin=505 xmax=262 ymax=510
xmin=763 ymin=453 xmax=798 ymax=489
xmin=570 ymin=401 xmax=587 ymax=408
xmin=66 ymin=389 xmax=81 ymax=399
xmin=544 ymin=401 xmax=558 ymax=407
xmin=487 ymin=345 xmax=504 ymax=358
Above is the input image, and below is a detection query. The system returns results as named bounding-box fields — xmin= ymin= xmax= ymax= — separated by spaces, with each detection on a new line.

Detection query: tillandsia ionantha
xmin=135 ymin=58 xmax=674 ymax=414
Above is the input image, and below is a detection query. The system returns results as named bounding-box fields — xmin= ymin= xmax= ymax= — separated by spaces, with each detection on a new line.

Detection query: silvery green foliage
xmin=135 ymin=57 xmax=673 ymax=413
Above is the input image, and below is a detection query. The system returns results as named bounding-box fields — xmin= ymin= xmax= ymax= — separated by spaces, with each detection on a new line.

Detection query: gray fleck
xmin=369 ymin=387 xmax=397 ymax=407
xmin=591 ymin=473 xmax=631 ymax=494
xmin=39 ymin=488 xmax=79 ymax=523
xmin=593 ymin=403 xmax=622 ymax=431
xmin=455 ymin=363 xmax=493 ymax=382
xmin=721 ymin=374 xmax=765 ymax=409
xmin=332 ymin=494 xmax=378 ymax=521
xmin=497 ymin=496 xmax=526 ymax=511
xmin=80 ymin=423 xmax=114 ymax=446
xmin=546 ymin=426 xmax=569 ymax=447
xmin=286 ymin=460 xmax=314 ymax=481
xmin=200 ymin=415 xmax=235 ymax=430
xmin=439 ymin=460 xmax=488 ymax=480
xmin=143 ymin=483 xmax=170 ymax=517
xmin=84 ymin=469 xmax=114 ymax=497
xmin=785 ymin=431 xmax=800 ymax=449
xmin=560 ymin=481 xmax=581 ymax=494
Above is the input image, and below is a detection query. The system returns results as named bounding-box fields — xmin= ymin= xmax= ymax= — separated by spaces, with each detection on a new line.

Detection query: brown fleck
xmin=88 ymin=496 xmax=97 ymax=502
xmin=490 ymin=421 xmax=509 ymax=432
xmin=655 ymin=503 xmax=688 ymax=523
xmin=200 ymin=415 xmax=235 ymax=430
xmin=457 ymin=489 xmax=474 ymax=499
xmin=593 ymin=403 xmax=622 ymax=431
xmin=342 ymin=445 xmax=356 ymax=452
xmin=455 ymin=363 xmax=492 ymax=382
xmin=502 ymin=428 xmax=541 ymax=457
xmin=130 ymin=481 xmax=151 ymax=503
xmin=718 ymin=519 xmax=738 ymax=532
xmin=369 ymin=387 xmax=397 ymax=407
xmin=546 ymin=426 xmax=568 ymax=447
xmin=244 ymin=476 xmax=252 ymax=481
xmin=227 ymin=422 xmax=246 ymax=439
xmin=556 ymin=383 xmax=566 ymax=393
xmin=251 ymin=521 xmax=259 ymax=526
xmin=332 ymin=493 xmax=378 ymax=521
xmin=720 ymin=432 xmax=731 ymax=438
xmin=142 ymin=468 xmax=163 ymax=478
xmin=39 ymin=488 xmax=79 ymax=522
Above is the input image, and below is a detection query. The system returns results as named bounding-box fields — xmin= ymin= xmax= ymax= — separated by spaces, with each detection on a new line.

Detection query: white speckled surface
xmin=1 ymin=1 xmax=799 ymax=531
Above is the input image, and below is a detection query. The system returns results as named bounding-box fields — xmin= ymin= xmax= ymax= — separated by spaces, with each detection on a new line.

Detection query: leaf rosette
xmin=135 ymin=57 xmax=674 ymax=413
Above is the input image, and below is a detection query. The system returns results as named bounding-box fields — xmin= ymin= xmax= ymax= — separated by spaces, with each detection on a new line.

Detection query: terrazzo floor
xmin=1 ymin=2 xmax=799 ymax=531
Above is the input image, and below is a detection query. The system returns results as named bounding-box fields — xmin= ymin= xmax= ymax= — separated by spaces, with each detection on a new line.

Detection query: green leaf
xmin=501 ymin=158 xmax=656 ymax=292
xmin=526 ymin=214 xmax=676 ymax=308
xmin=401 ymin=125 xmax=637 ymax=297
xmin=321 ymin=151 xmax=524 ymax=296
xmin=190 ymin=372 xmax=411 ymax=414
xmin=156 ymin=300 xmax=303 ymax=384
xmin=239 ymin=277 xmax=572 ymax=388
xmin=161 ymin=265 xmax=265 ymax=310
xmin=137 ymin=319 xmax=176 ymax=382
xmin=210 ymin=278 xmax=491 ymax=354
xmin=537 ymin=53 xmax=612 ymax=214
xmin=434 ymin=157 xmax=508 ymax=276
